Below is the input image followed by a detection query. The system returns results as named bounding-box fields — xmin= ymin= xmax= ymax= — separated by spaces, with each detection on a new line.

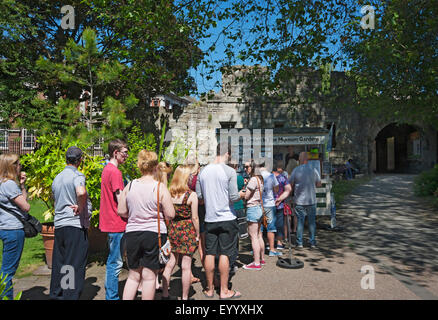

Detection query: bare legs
xmin=204 ymin=254 xmax=238 ymax=299
xmin=248 ymin=221 xmax=264 ymax=264
xmin=123 ymin=267 xmax=158 ymax=300
xmin=162 ymin=252 xmax=193 ymax=300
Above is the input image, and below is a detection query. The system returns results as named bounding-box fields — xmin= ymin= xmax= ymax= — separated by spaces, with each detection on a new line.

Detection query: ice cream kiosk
xmin=271 ymin=127 xmax=336 ymax=226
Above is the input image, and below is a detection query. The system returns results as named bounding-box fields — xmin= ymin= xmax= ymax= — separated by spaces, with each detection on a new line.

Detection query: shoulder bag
xmin=156 ymin=181 xmax=171 ymax=266
xmin=0 ymin=182 xmax=42 ymax=238
xmin=255 ymin=177 xmax=268 ymax=228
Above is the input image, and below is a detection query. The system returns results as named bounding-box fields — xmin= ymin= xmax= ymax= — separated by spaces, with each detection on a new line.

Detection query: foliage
xmin=0 ymin=273 xmax=22 ymax=300
xmin=198 ymin=0 xmax=356 ymax=100
xmin=20 ymin=133 xmax=104 ymax=227
xmin=34 ymin=28 xmax=134 ymax=145
xmin=343 ymin=0 xmax=438 ymax=128
xmin=120 ymin=122 xmax=157 ymax=181
xmin=0 ymin=0 xmax=209 ymax=131
xmin=414 ymin=165 xmax=438 ymax=197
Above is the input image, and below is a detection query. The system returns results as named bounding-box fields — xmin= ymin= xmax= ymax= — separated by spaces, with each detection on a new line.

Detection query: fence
xmin=0 ymin=140 xmax=36 ymax=155
xmin=0 ymin=141 xmax=105 ymax=158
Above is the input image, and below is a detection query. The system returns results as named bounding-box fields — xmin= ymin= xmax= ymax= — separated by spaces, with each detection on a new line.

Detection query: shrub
xmin=0 ymin=273 xmax=22 ymax=300
xmin=120 ymin=122 xmax=157 ymax=181
xmin=413 ymin=165 xmax=438 ymax=197
xmin=20 ymin=133 xmax=104 ymax=227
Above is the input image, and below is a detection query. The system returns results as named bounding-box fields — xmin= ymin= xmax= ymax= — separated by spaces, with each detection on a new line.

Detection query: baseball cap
xmin=66 ymin=146 xmax=83 ymax=163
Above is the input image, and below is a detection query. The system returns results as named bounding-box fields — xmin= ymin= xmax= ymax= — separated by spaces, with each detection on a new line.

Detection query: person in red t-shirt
xmin=99 ymin=139 xmax=129 ymax=300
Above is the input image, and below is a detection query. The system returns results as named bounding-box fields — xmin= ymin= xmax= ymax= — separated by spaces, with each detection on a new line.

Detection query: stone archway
xmin=371 ymin=123 xmax=420 ymax=173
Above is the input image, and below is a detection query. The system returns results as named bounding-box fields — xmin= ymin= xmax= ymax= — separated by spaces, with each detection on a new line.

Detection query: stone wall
xmin=165 ymin=68 xmax=436 ymax=173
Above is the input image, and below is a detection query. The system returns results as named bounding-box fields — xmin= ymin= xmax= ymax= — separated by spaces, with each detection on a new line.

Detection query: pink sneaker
xmin=243 ymin=262 xmax=262 ymax=270
xmin=260 ymin=260 xmax=266 ymax=265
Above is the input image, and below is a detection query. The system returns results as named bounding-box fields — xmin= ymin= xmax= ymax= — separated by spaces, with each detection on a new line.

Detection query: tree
xmin=343 ymin=0 xmax=438 ymax=128
xmin=0 ymin=0 xmax=211 ymax=130
xmin=197 ymin=0 xmax=357 ymax=100
xmin=34 ymin=28 xmax=134 ymax=146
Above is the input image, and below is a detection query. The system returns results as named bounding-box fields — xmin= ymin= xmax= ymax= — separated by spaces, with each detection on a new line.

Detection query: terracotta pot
xmin=41 ymin=222 xmax=55 ymax=269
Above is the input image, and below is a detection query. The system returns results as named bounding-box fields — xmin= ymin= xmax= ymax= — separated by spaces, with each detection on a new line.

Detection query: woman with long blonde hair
xmin=0 ymin=153 xmax=30 ymax=299
xmin=161 ymin=164 xmax=200 ymax=300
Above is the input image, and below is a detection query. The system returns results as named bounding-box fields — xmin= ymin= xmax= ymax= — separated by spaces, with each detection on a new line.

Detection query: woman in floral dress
xmin=161 ymin=165 xmax=200 ymax=300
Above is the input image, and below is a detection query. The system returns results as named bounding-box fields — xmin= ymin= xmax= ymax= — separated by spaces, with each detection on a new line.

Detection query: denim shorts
xmin=246 ymin=205 xmax=263 ymax=223
xmin=261 ymin=206 xmax=277 ymax=232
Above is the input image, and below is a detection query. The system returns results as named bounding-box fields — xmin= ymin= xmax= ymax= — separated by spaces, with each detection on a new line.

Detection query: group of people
xmin=0 ymin=138 xmax=322 ymax=300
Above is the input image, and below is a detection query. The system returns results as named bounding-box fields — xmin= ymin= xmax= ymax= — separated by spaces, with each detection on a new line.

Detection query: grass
xmin=0 ymin=199 xmax=49 ymax=278
xmin=331 ymin=175 xmax=372 ymax=206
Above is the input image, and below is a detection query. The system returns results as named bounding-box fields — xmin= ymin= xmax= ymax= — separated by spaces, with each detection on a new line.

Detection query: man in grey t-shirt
xmin=289 ymin=152 xmax=322 ymax=249
xmin=197 ymin=141 xmax=244 ymax=300
xmin=50 ymin=146 xmax=91 ymax=300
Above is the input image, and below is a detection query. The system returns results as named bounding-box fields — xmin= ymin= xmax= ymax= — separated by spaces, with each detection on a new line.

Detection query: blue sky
xmin=190 ymin=2 xmax=364 ymax=97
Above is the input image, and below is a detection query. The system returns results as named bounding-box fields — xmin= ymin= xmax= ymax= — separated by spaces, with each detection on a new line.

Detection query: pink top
xmin=125 ymin=179 xmax=167 ymax=234
xmin=99 ymin=163 xmax=127 ymax=232
xmin=246 ymin=176 xmax=264 ymax=207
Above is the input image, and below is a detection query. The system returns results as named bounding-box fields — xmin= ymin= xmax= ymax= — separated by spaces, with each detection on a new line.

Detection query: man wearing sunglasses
xmin=99 ymin=139 xmax=129 ymax=300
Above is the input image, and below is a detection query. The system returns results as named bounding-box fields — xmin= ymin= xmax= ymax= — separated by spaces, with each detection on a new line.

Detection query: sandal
xmin=202 ymin=290 xmax=215 ymax=298
xmin=219 ymin=290 xmax=242 ymax=300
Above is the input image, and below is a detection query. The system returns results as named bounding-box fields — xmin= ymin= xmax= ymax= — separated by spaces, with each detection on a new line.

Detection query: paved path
xmin=12 ymin=174 xmax=438 ymax=300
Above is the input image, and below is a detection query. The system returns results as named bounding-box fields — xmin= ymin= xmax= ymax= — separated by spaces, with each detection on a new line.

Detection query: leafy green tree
xmin=34 ymin=28 xmax=134 ymax=145
xmin=342 ymin=0 xmax=438 ymax=128
xmin=0 ymin=0 xmax=211 ymax=131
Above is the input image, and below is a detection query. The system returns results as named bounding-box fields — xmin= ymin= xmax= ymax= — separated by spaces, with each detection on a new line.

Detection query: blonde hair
xmin=137 ymin=150 xmax=158 ymax=176
xmin=156 ymin=161 xmax=172 ymax=184
xmin=169 ymin=165 xmax=192 ymax=198
xmin=0 ymin=153 xmax=20 ymax=183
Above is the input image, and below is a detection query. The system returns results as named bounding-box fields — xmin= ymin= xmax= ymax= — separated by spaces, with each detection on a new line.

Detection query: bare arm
xmin=275 ymin=184 xmax=292 ymax=207
xmin=75 ymin=185 xmax=87 ymax=216
xmin=12 ymin=194 xmax=30 ymax=213
xmin=117 ymin=184 xmax=130 ymax=218
xmin=160 ymin=185 xmax=176 ymax=220
xmin=188 ymin=192 xmax=200 ymax=240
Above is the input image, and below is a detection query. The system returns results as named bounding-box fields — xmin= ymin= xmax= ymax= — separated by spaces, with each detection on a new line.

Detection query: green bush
xmin=0 ymin=273 xmax=22 ymax=300
xmin=413 ymin=165 xmax=438 ymax=197
xmin=120 ymin=122 xmax=157 ymax=181
xmin=20 ymin=133 xmax=104 ymax=227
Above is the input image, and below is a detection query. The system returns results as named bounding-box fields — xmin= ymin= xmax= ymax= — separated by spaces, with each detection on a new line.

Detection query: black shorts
xmin=205 ymin=220 xmax=239 ymax=257
xmin=124 ymin=231 xmax=167 ymax=270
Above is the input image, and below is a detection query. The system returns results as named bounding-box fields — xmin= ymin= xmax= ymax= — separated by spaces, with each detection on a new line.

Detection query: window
xmin=0 ymin=129 xmax=8 ymax=150
xmin=95 ymin=136 xmax=104 ymax=150
xmin=326 ymin=123 xmax=336 ymax=149
xmin=21 ymin=129 xmax=35 ymax=150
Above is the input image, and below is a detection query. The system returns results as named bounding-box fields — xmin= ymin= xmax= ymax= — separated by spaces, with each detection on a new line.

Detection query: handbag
xmin=0 ymin=182 xmax=42 ymax=238
xmin=156 ymin=181 xmax=171 ymax=265
xmin=255 ymin=177 xmax=268 ymax=228
xmin=2 ymin=207 xmax=42 ymax=238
